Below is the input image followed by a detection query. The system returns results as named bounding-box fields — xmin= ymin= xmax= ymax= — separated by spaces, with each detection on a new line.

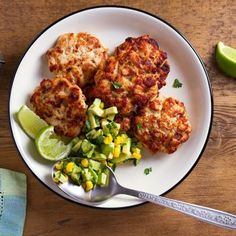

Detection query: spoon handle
xmin=120 ymin=187 xmax=236 ymax=230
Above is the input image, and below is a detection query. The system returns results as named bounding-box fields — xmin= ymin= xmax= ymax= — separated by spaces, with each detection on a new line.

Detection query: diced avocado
xmin=122 ymin=138 xmax=131 ymax=155
xmin=110 ymin=128 xmax=119 ymax=138
xmin=81 ymin=139 xmax=93 ymax=153
xmin=70 ymin=137 xmax=80 ymax=146
xmin=102 ymin=126 xmax=110 ymax=135
xmin=98 ymin=172 xmax=107 ymax=186
xmin=72 ymin=140 xmax=82 ymax=153
xmin=92 ymin=152 xmax=107 ymax=161
xmin=89 ymin=159 xmax=101 ymax=171
xmin=101 ymin=143 xmax=115 ymax=156
xmin=82 ymin=168 xmax=93 ymax=181
xmin=93 ymin=129 xmax=104 ymax=144
xmin=114 ymin=123 xmax=120 ymax=130
xmin=72 ymin=164 xmax=82 ymax=174
xmin=107 ymin=121 xmax=120 ymax=130
xmin=85 ymin=120 xmax=91 ymax=132
xmin=94 ymin=115 xmax=100 ymax=125
xmin=86 ymin=129 xmax=97 ymax=140
xmin=101 ymin=119 xmax=109 ymax=128
xmin=70 ymin=172 xmax=81 ymax=185
xmin=92 ymin=98 xmax=101 ymax=107
xmin=107 ymin=152 xmax=114 ymax=160
xmin=103 ymin=121 xmax=120 ymax=138
xmin=53 ymin=171 xmax=68 ymax=184
xmin=89 ymin=105 xmax=104 ymax=117
xmin=86 ymin=129 xmax=103 ymax=143
xmin=84 ymin=146 xmax=95 ymax=158
xmin=105 ymin=106 xmax=118 ymax=116
xmin=111 ymin=153 xmax=132 ymax=164
xmin=94 ymin=135 xmax=104 ymax=144
xmin=107 ymin=114 xmax=115 ymax=121
xmin=88 ymin=167 xmax=98 ymax=183
xmin=88 ymin=112 xmax=99 ymax=129
xmin=93 ymin=129 xmax=103 ymax=139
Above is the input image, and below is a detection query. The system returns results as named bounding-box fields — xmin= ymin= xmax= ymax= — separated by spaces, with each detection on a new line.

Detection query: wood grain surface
xmin=1 ymin=0 xmax=236 ymax=235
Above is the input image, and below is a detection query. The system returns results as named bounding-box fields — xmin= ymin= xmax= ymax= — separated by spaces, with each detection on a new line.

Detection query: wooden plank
xmin=0 ymin=0 xmax=236 ymax=235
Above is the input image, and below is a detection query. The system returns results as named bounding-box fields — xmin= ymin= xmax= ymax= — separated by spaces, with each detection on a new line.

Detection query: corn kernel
xmin=121 ymin=134 xmax=128 ymax=142
xmin=85 ymin=180 xmax=94 ymax=192
xmin=113 ymin=145 xmax=121 ymax=158
xmin=81 ymin=158 xmax=89 ymax=168
xmin=114 ymin=136 xmax=124 ymax=145
xmin=55 ymin=161 xmax=63 ymax=170
xmin=100 ymin=102 xmax=104 ymax=109
xmin=104 ymin=134 xmax=113 ymax=144
xmin=132 ymin=148 xmax=141 ymax=154
xmin=65 ymin=162 xmax=74 ymax=173
xmin=132 ymin=152 xmax=142 ymax=160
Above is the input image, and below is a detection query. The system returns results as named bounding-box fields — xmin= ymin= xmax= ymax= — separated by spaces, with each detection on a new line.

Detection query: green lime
xmin=35 ymin=126 xmax=72 ymax=161
xmin=17 ymin=105 xmax=48 ymax=139
xmin=216 ymin=41 xmax=236 ymax=78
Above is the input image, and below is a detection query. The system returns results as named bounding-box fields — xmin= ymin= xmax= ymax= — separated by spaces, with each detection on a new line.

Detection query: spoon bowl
xmin=52 ymin=163 xmax=118 ymax=204
xmin=52 ymin=158 xmax=236 ymax=230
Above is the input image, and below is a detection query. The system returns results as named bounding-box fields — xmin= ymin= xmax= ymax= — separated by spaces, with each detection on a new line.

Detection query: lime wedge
xmin=17 ymin=105 xmax=48 ymax=139
xmin=216 ymin=41 xmax=236 ymax=78
xmin=35 ymin=126 xmax=72 ymax=161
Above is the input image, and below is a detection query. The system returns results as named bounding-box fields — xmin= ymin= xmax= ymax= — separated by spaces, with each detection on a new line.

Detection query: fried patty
xmin=46 ymin=32 xmax=108 ymax=88
xmin=91 ymin=35 xmax=170 ymax=116
xmin=134 ymin=96 xmax=191 ymax=153
xmin=30 ymin=78 xmax=87 ymax=137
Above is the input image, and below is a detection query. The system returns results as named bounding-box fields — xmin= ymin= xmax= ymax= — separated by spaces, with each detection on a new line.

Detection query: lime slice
xmin=17 ymin=105 xmax=48 ymax=139
xmin=216 ymin=41 xmax=236 ymax=78
xmin=35 ymin=126 xmax=72 ymax=161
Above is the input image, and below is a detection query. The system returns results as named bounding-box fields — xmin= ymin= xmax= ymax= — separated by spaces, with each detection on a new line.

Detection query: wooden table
xmin=1 ymin=1 xmax=236 ymax=235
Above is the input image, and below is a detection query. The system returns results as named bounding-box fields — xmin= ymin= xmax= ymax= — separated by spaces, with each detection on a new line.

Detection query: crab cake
xmin=115 ymin=35 xmax=170 ymax=90
xmin=92 ymin=35 xmax=170 ymax=116
xmin=46 ymin=32 xmax=108 ymax=88
xmin=134 ymin=96 xmax=191 ymax=154
xmin=30 ymin=78 xmax=87 ymax=137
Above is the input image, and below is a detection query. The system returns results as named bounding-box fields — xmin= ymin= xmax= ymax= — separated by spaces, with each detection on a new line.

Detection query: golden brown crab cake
xmin=46 ymin=32 xmax=108 ymax=88
xmin=92 ymin=35 xmax=170 ymax=116
xmin=115 ymin=35 xmax=170 ymax=90
xmin=134 ymin=96 xmax=191 ymax=154
xmin=30 ymin=78 xmax=87 ymax=137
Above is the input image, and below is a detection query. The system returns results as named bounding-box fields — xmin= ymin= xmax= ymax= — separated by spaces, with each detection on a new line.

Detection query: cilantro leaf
xmin=137 ymin=123 xmax=142 ymax=129
xmin=112 ymin=81 xmax=122 ymax=89
xmin=144 ymin=167 xmax=152 ymax=175
xmin=173 ymin=79 xmax=183 ymax=88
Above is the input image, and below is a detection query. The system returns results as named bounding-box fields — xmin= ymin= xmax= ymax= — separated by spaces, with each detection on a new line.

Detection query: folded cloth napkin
xmin=0 ymin=169 xmax=27 ymax=236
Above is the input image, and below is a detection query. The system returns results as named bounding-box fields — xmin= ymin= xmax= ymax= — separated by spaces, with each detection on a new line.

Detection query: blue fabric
xmin=0 ymin=169 xmax=27 ymax=236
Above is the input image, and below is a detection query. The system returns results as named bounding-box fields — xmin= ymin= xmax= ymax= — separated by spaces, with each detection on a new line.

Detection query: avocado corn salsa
xmin=53 ymin=158 xmax=109 ymax=192
xmin=53 ymin=98 xmax=142 ymax=192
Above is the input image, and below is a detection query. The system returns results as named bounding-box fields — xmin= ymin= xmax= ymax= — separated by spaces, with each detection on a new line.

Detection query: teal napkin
xmin=0 ymin=169 xmax=27 ymax=236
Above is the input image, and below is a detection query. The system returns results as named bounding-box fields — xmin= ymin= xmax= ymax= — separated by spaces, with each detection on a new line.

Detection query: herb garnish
xmin=173 ymin=78 xmax=183 ymax=88
xmin=112 ymin=81 xmax=122 ymax=89
xmin=137 ymin=123 xmax=142 ymax=129
xmin=144 ymin=167 xmax=152 ymax=175
xmin=85 ymin=120 xmax=91 ymax=132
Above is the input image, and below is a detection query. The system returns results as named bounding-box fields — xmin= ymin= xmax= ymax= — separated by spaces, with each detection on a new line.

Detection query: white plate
xmin=9 ymin=6 xmax=213 ymax=208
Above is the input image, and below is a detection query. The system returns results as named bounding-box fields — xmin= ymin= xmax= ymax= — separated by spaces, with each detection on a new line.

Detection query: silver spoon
xmin=52 ymin=160 xmax=236 ymax=230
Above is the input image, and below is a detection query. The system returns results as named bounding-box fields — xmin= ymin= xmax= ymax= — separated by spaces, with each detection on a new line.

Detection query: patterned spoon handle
xmin=120 ymin=187 xmax=236 ymax=230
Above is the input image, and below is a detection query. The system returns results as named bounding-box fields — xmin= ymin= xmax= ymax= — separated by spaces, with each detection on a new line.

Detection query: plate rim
xmin=8 ymin=5 xmax=214 ymax=209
